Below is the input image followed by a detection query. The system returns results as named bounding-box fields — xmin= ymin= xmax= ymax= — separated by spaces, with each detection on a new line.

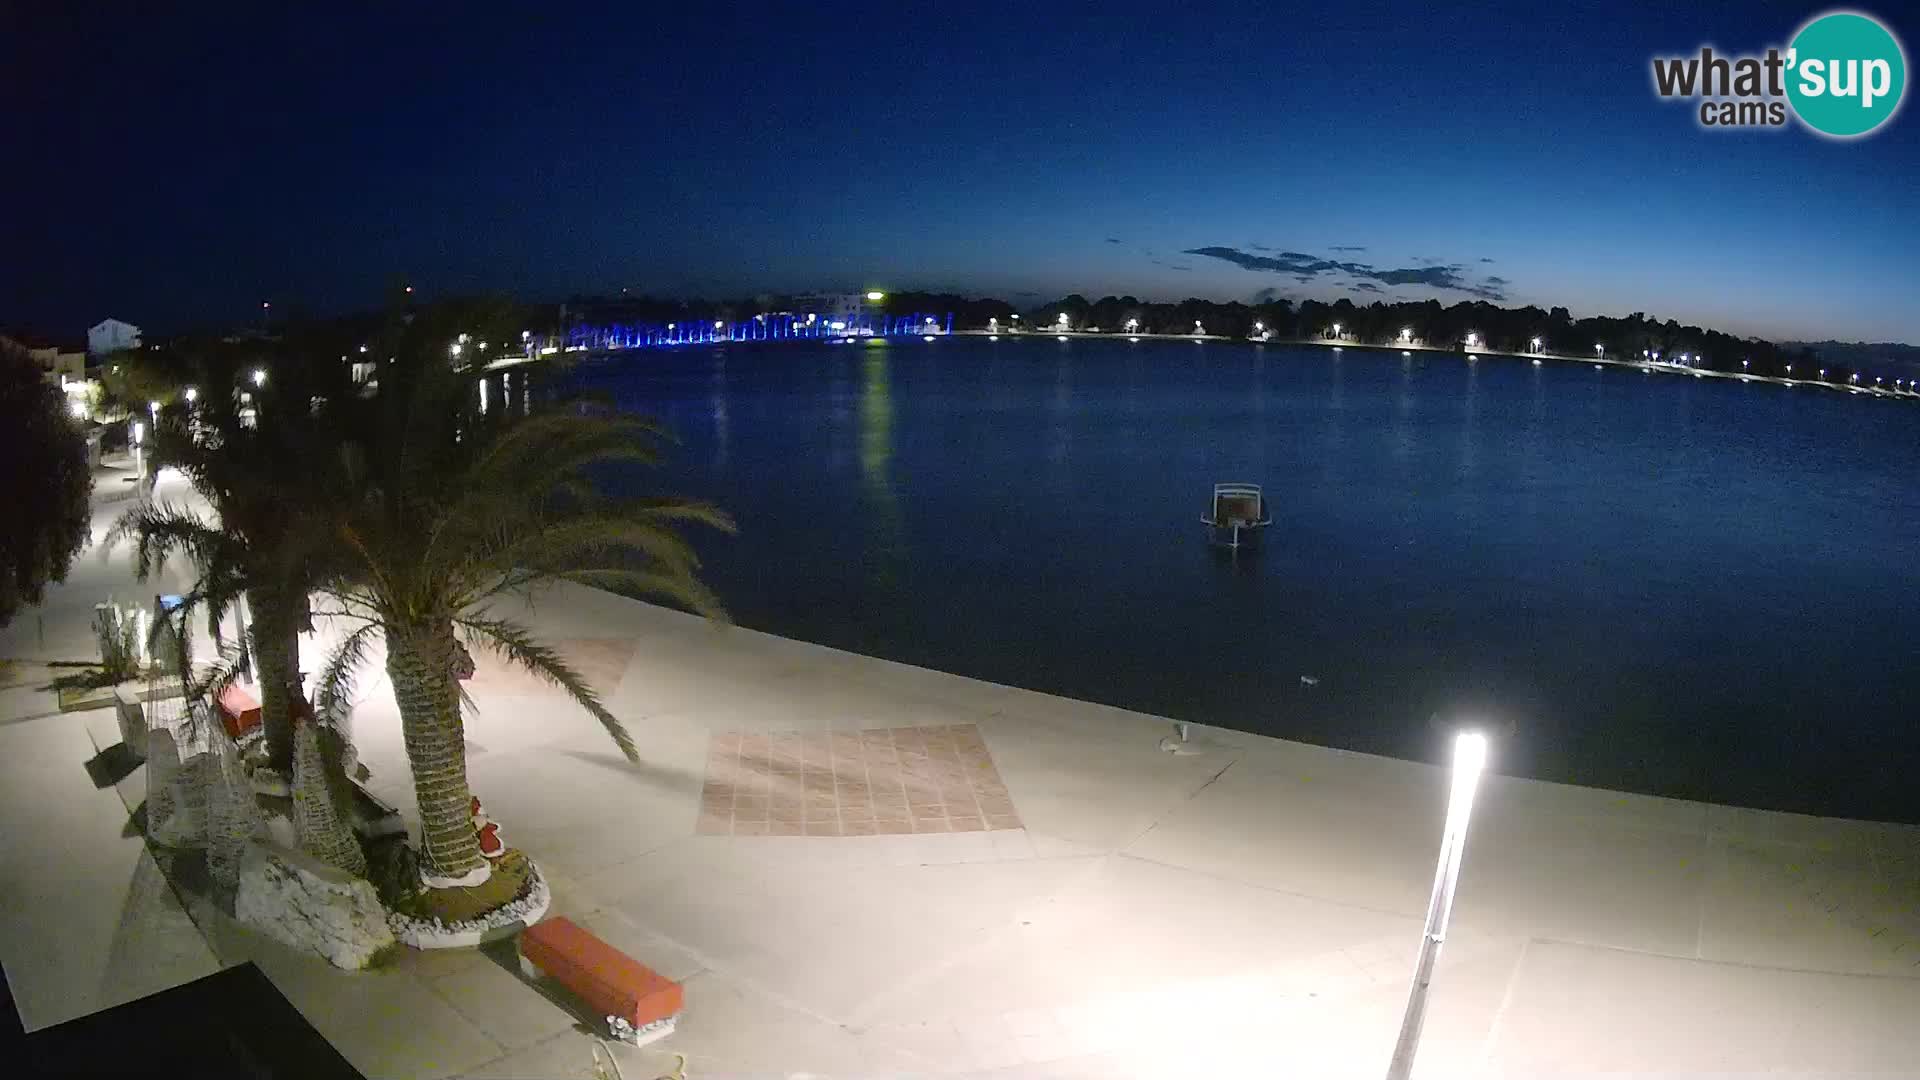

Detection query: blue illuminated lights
xmin=564 ymin=312 xmax=954 ymax=351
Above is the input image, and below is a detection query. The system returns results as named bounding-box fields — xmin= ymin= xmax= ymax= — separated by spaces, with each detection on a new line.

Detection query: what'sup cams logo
xmin=1651 ymin=10 xmax=1906 ymax=137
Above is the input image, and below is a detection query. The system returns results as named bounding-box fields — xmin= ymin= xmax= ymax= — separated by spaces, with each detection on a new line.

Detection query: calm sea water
xmin=541 ymin=338 xmax=1920 ymax=822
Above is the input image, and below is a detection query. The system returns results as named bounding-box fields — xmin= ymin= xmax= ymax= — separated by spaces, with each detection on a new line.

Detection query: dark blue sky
xmin=5 ymin=1 xmax=1916 ymax=342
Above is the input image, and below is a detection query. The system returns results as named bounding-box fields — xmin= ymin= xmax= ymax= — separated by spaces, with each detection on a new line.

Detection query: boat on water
xmin=1201 ymin=482 xmax=1271 ymax=549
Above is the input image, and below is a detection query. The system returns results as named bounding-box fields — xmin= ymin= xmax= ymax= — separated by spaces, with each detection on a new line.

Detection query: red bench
xmin=216 ymin=685 xmax=262 ymax=739
xmin=520 ymin=916 xmax=682 ymax=1046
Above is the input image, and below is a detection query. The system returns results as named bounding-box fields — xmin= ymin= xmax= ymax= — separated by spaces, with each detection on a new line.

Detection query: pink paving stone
xmin=700 ymin=723 xmax=1020 ymax=836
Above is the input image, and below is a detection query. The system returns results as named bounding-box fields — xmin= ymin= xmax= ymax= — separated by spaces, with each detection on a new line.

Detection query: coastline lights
xmin=1125 ymin=317 xmax=1139 ymax=332
xmin=1056 ymin=313 xmax=1070 ymax=327
xmin=866 ymin=291 xmax=885 ymax=301
xmin=1399 ymin=327 xmax=1413 ymax=343
xmin=1386 ymin=730 xmax=1490 ymax=1077
xmin=1465 ymin=332 xmax=1480 ymax=349
xmin=1595 ymin=344 xmax=1604 ymax=357
xmin=1331 ymin=322 xmax=1342 ymax=338
xmin=1530 ymin=336 xmax=1542 ymax=352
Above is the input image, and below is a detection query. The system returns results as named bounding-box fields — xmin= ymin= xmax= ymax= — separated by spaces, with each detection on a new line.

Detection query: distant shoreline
xmin=489 ymin=332 xmax=1918 ymax=403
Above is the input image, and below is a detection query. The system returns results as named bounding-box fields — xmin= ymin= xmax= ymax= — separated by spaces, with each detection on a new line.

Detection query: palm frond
xmin=555 ymin=568 xmax=730 ymax=624
xmin=456 ymin=613 xmax=638 ymax=762
xmin=312 ymin=621 xmax=382 ymax=725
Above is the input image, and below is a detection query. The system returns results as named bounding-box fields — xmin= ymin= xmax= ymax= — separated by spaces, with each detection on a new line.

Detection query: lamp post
xmin=1384 ymin=731 xmax=1489 ymax=1080
xmin=1530 ymin=336 xmax=1542 ymax=353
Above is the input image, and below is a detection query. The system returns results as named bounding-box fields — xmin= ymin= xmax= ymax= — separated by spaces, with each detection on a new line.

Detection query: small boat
xmin=1201 ymin=482 xmax=1271 ymax=549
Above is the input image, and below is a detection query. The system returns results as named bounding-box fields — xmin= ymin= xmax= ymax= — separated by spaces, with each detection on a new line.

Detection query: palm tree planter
xmin=314 ymin=345 xmax=729 ymax=933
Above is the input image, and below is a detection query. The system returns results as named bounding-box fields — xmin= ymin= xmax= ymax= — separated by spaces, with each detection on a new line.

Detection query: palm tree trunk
xmin=385 ymin=621 xmax=484 ymax=879
xmin=249 ymin=584 xmax=299 ymax=772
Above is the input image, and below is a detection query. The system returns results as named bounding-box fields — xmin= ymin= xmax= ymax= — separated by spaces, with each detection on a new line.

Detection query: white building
xmin=88 ymin=318 xmax=141 ymax=357
xmin=30 ymin=346 xmax=87 ymax=385
xmin=787 ymin=292 xmax=882 ymax=323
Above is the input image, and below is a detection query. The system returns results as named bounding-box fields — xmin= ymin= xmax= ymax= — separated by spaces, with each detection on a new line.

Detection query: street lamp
xmin=1465 ymin=332 xmax=1479 ymax=349
xmin=1125 ymin=317 xmax=1139 ymax=333
xmin=1400 ymin=327 xmax=1413 ymax=343
xmin=1385 ymin=730 xmax=1490 ymax=1080
xmin=866 ymin=291 xmax=885 ymax=302
xmin=184 ymin=387 xmax=198 ymax=403
xmin=1056 ymin=313 xmax=1070 ymax=328
xmin=1530 ymin=336 xmax=1542 ymax=352
xmin=1332 ymin=322 xmax=1342 ymax=339
xmin=1595 ymin=344 xmax=1604 ymax=357
xmin=251 ymin=368 xmax=267 ymax=387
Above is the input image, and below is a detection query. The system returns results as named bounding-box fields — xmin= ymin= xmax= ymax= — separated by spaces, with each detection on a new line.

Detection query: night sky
xmin=5 ymin=1 xmax=1916 ymax=342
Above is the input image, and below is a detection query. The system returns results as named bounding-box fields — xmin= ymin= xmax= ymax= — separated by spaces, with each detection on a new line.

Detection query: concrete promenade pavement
xmin=3 ymin=464 xmax=1919 ymax=1076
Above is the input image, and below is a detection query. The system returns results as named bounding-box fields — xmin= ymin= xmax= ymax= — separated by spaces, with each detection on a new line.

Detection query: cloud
xmin=1106 ymin=237 xmax=1124 ymax=244
xmin=1352 ymin=282 xmax=1385 ymax=293
xmin=1479 ymin=257 xmax=1496 ymax=263
xmin=1484 ymin=276 xmax=1510 ymax=287
xmin=1183 ymin=245 xmax=1510 ymax=302
xmin=1330 ymin=245 xmax=1368 ymax=252
xmin=1249 ymin=243 xmax=1273 ymax=251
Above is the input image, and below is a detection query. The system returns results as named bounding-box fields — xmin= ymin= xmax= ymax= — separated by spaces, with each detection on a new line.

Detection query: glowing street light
xmin=1331 ymin=322 xmax=1342 ymax=338
xmin=866 ymin=291 xmax=885 ymax=301
xmin=714 ymin=320 xmax=724 ymax=330
xmin=1056 ymin=313 xmax=1070 ymax=327
xmin=1386 ymin=731 xmax=1489 ymax=1076
xmin=68 ymin=399 xmax=87 ymax=420
xmin=1255 ymin=321 xmax=1265 ymax=332
xmin=251 ymin=368 xmax=267 ymax=387
xmin=148 ymin=400 xmax=160 ymax=420
xmin=1399 ymin=327 xmax=1413 ymax=343
xmin=449 ymin=342 xmax=463 ymax=358
xmin=1125 ymin=317 xmax=1139 ymax=332
xmin=1530 ymin=336 xmax=1542 ymax=352
xmin=1465 ymin=332 xmax=1480 ymax=349
xmin=1594 ymin=343 xmax=1604 ymax=357
xmin=184 ymin=387 xmax=198 ymax=403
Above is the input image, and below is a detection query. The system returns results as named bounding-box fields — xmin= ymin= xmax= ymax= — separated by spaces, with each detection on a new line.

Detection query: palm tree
xmin=113 ymin=341 xmax=348 ymax=775
xmin=312 ymin=316 xmax=730 ymax=894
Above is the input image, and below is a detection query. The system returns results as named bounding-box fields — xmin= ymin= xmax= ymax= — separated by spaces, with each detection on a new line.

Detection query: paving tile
xmin=695 ymin=722 xmax=1021 ymax=837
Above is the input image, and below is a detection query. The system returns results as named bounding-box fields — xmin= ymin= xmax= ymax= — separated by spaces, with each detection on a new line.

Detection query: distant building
xmin=2 ymin=333 xmax=87 ymax=386
xmin=788 ymin=292 xmax=882 ymax=323
xmin=88 ymin=318 xmax=141 ymax=357
xmin=31 ymin=345 xmax=87 ymax=385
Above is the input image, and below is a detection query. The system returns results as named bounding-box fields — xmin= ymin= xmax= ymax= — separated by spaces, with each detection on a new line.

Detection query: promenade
xmin=2 ymin=467 xmax=1917 ymax=1077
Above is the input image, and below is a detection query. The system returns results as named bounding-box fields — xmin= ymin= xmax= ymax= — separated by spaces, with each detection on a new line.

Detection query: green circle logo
xmin=1786 ymin=11 xmax=1906 ymax=137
